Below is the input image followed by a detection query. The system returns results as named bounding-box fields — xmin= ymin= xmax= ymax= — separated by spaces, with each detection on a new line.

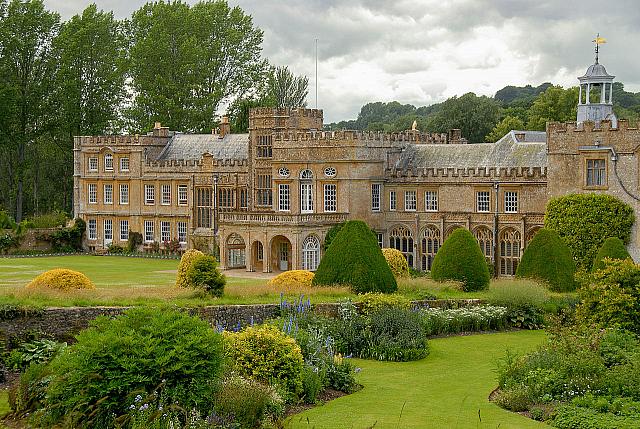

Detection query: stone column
xmin=291 ymin=233 xmax=299 ymax=271
xmin=219 ymin=227 xmax=227 ymax=269
xmin=245 ymin=231 xmax=253 ymax=272
xmin=578 ymin=85 xmax=583 ymax=105
xmin=263 ymin=232 xmax=271 ymax=273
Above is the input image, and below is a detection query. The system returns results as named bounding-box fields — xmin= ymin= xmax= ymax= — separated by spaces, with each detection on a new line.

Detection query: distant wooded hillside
xmin=326 ymin=82 xmax=640 ymax=143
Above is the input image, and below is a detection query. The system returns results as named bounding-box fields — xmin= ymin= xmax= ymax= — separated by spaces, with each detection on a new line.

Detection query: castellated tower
xmin=247 ymin=108 xmax=323 ymax=212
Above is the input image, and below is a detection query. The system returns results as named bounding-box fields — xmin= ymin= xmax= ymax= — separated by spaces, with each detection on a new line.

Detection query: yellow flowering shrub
xmin=382 ymin=248 xmax=410 ymax=277
xmin=26 ymin=268 xmax=95 ymax=291
xmin=223 ymin=325 xmax=304 ymax=395
xmin=176 ymin=249 xmax=204 ymax=288
xmin=358 ymin=292 xmax=411 ymax=315
xmin=267 ymin=270 xmax=314 ymax=288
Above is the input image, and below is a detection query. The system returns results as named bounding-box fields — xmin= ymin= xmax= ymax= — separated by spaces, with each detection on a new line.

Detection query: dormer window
xmin=104 ymin=153 xmax=113 ymax=171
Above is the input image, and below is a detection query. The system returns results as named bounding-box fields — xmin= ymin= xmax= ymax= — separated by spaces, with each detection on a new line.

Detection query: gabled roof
xmin=394 ymin=130 xmax=547 ymax=170
xmin=156 ymin=133 xmax=249 ymax=161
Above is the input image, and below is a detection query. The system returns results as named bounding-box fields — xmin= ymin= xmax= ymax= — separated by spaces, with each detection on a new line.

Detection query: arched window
xmin=474 ymin=227 xmax=493 ymax=263
xmin=525 ymin=227 xmax=541 ymax=246
xmin=300 ymin=169 xmax=314 ymax=179
xmin=226 ymin=233 xmax=246 ymax=268
xmin=104 ymin=153 xmax=113 ymax=171
xmin=302 ymin=235 xmax=321 ymax=271
xmin=421 ymin=226 xmax=440 ymax=271
xmin=300 ymin=169 xmax=313 ymax=213
xmin=389 ymin=226 xmax=414 ymax=267
xmin=499 ymin=229 xmax=521 ymax=276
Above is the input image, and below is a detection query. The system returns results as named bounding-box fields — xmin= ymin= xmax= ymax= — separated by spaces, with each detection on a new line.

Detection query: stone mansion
xmin=73 ymin=56 xmax=640 ymax=276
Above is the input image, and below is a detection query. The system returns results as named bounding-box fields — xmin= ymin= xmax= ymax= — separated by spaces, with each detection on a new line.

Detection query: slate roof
xmin=156 ymin=133 xmax=249 ymax=161
xmin=394 ymin=130 xmax=547 ymax=170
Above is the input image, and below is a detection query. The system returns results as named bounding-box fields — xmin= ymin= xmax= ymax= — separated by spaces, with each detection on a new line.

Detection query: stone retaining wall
xmin=0 ymin=299 xmax=484 ymax=344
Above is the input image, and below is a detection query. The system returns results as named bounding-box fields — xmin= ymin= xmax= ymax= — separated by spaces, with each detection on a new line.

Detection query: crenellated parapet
xmin=548 ymin=119 xmax=640 ymax=133
xmin=249 ymin=107 xmax=323 ymax=119
xmin=385 ymin=166 xmax=547 ymax=180
xmin=548 ymin=119 xmax=640 ymax=154
xmin=144 ymin=158 xmax=248 ymax=169
xmin=274 ymin=129 xmax=454 ymax=144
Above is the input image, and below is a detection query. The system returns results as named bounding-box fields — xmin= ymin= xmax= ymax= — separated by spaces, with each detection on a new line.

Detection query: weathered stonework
xmin=73 ymin=57 xmax=639 ymax=276
xmin=0 ymin=299 xmax=485 ymax=344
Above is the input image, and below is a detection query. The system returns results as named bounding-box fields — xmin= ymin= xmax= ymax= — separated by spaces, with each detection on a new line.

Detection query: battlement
xmin=144 ymin=158 xmax=248 ymax=169
xmin=385 ymin=165 xmax=547 ymax=180
xmin=249 ymin=107 xmax=323 ymax=119
xmin=274 ymin=129 xmax=455 ymax=144
xmin=548 ymin=119 xmax=640 ymax=134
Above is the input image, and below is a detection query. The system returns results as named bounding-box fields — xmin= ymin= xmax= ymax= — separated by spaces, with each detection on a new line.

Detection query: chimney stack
xmin=220 ymin=116 xmax=230 ymax=138
xmin=152 ymin=122 xmax=169 ymax=137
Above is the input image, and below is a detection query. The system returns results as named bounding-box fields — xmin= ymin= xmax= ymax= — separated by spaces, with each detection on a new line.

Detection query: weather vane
xmin=593 ymin=33 xmax=606 ymax=64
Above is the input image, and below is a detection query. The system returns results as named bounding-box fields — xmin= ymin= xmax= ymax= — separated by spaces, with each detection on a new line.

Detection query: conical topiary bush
xmin=313 ymin=220 xmax=397 ymax=293
xmin=516 ymin=228 xmax=576 ymax=292
xmin=176 ymin=249 xmax=205 ymax=288
xmin=430 ymin=228 xmax=490 ymax=291
xmin=592 ymin=237 xmax=631 ymax=272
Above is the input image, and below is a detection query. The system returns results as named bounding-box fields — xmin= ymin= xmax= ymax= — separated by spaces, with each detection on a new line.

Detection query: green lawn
xmin=0 ymin=255 xmax=560 ymax=307
xmin=287 ymin=330 xmax=548 ymax=429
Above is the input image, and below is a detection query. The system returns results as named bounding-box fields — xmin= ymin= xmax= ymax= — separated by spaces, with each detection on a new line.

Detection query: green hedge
xmin=313 ymin=220 xmax=397 ymax=293
xmin=516 ymin=228 xmax=576 ymax=292
xmin=577 ymin=258 xmax=640 ymax=334
xmin=545 ymin=194 xmax=634 ymax=268
xmin=592 ymin=237 xmax=631 ymax=271
xmin=430 ymin=228 xmax=490 ymax=291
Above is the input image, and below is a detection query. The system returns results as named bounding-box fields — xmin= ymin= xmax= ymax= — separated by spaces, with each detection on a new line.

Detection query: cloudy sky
xmin=45 ymin=0 xmax=640 ymax=123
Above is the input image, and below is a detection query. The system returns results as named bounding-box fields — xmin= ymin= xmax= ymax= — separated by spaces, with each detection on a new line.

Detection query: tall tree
xmin=128 ymin=0 xmax=266 ymax=133
xmin=53 ymin=4 xmax=126 ymax=136
xmin=485 ymin=115 xmax=525 ymax=142
xmin=0 ymin=0 xmax=59 ymax=221
xmin=50 ymin=4 xmax=126 ymax=212
xmin=526 ymin=86 xmax=578 ymax=130
xmin=265 ymin=65 xmax=308 ymax=108
xmin=425 ymin=93 xmax=501 ymax=142
xmin=228 ymin=65 xmax=308 ymax=132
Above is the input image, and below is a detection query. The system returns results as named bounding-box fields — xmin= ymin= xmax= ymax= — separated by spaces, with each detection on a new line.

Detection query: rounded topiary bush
xmin=187 ymin=254 xmax=226 ymax=296
xmin=223 ymin=325 xmax=304 ymax=397
xmin=592 ymin=237 xmax=632 ymax=272
xmin=545 ymin=193 xmax=634 ymax=268
xmin=382 ymin=248 xmax=410 ymax=278
xmin=175 ymin=248 xmax=204 ymax=288
xmin=516 ymin=228 xmax=576 ymax=292
xmin=38 ymin=307 xmax=224 ymax=428
xmin=25 ymin=268 xmax=95 ymax=291
xmin=267 ymin=270 xmax=314 ymax=288
xmin=313 ymin=220 xmax=397 ymax=293
xmin=430 ymin=228 xmax=490 ymax=291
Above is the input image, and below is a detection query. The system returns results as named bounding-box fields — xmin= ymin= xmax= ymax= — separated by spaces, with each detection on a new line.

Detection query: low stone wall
xmin=0 ymin=299 xmax=484 ymax=344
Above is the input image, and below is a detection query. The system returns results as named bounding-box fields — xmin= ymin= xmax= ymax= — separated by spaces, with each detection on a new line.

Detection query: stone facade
xmin=73 ymin=58 xmax=640 ymax=276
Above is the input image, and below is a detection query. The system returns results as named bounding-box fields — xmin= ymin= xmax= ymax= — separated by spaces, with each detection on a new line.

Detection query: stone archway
xmin=302 ymin=235 xmax=321 ymax=271
xmin=420 ymin=225 xmax=440 ymax=271
xmin=226 ymin=232 xmax=246 ymax=269
xmin=499 ymin=228 xmax=522 ymax=276
xmin=270 ymin=235 xmax=292 ymax=272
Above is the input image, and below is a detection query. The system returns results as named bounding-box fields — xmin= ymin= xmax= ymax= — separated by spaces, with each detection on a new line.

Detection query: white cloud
xmin=45 ymin=0 xmax=640 ymax=122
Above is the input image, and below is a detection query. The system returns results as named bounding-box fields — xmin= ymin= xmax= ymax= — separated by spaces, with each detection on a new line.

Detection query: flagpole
xmin=315 ymin=38 xmax=318 ymax=109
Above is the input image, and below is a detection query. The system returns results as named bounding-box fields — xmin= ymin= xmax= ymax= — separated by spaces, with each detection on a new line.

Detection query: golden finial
xmin=593 ymin=33 xmax=606 ymax=63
